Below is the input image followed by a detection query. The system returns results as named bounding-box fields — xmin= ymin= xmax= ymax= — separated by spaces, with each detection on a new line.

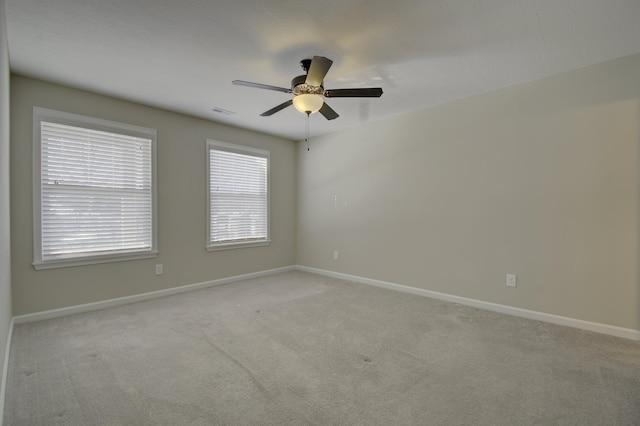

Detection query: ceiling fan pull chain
xmin=305 ymin=112 xmax=310 ymax=151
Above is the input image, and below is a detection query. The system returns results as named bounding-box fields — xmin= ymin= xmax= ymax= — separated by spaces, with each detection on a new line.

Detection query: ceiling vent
xmin=212 ymin=107 xmax=236 ymax=116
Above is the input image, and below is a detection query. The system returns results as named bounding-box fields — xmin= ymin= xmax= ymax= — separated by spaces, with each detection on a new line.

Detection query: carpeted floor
xmin=4 ymin=270 xmax=640 ymax=425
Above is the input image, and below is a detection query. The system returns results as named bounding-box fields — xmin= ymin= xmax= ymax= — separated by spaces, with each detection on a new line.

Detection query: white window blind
xmin=33 ymin=108 xmax=157 ymax=269
xmin=207 ymin=140 xmax=269 ymax=250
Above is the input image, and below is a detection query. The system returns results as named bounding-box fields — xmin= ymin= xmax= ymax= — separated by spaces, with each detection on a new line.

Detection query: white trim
xmin=33 ymin=251 xmax=158 ymax=270
xmin=13 ymin=266 xmax=295 ymax=325
xmin=32 ymin=106 xmax=158 ymax=270
xmin=296 ymin=265 xmax=640 ymax=341
xmin=205 ymin=139 xmax=270 ymax=251
xmin=0 ymin=317 xmax=14 ymax=426
xmin=206 ymin=241 xmax=270 ymax=252
xmin=206 ymin=139 xmax=270 ymax=158
xmin=33 ymin=107 xmax=156 ymax=139
xmin=11 ymin=263 xmax=638 ymax=336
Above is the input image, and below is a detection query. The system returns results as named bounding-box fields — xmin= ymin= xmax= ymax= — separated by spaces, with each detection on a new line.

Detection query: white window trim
xmin=206 ymin=139 xmax=270 ymax=251
xmin=32 ymin=107 xmax=158 ymax=270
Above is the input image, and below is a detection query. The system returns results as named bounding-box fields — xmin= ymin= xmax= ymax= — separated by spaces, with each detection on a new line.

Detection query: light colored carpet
xmin=4 ymin=270 xmax=640 ymax=425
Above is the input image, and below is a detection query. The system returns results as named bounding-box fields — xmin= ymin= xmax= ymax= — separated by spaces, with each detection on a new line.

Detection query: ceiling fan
xmin=232 ymin=56 xmax=383 ymax=120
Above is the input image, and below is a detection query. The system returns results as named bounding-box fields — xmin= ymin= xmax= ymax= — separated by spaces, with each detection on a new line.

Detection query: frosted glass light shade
xmin=292 ymin=94 xmax=323 ymax=114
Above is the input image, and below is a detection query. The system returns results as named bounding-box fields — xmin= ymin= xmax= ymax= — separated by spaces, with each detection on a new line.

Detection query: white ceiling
xmin=5 ymin=0 xmax=640 ymax=141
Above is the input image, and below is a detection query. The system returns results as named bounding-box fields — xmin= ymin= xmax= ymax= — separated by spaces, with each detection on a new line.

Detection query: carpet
xmin=4 ymin=270 xmax=640 ymax=425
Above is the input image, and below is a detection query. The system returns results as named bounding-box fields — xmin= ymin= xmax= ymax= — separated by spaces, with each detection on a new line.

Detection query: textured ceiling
xmin=5 ymin=0 xmax=640 ymax=141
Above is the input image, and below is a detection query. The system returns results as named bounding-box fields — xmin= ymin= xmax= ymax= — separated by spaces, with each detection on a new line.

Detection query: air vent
xmin=212 ymin=107 xmax=236 ymax=116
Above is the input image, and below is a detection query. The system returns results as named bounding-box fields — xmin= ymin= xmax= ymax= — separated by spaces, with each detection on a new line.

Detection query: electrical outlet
xmin=155 ymin=264 xmax=163 ymax=275
xmin=506 ymin=274 xmax=516 ymax=288
xmin=333 ymin=251 xmax=339 ymax=260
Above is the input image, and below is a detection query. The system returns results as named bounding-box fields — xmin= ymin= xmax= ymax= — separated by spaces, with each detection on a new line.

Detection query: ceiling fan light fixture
xmin=292 ymin=94 xmax=323 ymax=114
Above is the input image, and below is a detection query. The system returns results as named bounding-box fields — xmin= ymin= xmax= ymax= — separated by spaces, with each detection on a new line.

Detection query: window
xmin=207 ymin=140 xmax=269 ymax=250
xmin=33 ymin=107 xmax=157 ymax=269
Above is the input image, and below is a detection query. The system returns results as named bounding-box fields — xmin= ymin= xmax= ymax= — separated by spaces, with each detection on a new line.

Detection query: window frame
xmin=32 ymin=107 xmax=158 ymax=270
xmin=206 ymin=139 xmax=270 ymax=251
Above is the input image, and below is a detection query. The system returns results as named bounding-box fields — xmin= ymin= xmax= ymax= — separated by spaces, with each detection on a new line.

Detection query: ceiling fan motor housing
xmin=291 ymin=75 xmax=324 ymax=95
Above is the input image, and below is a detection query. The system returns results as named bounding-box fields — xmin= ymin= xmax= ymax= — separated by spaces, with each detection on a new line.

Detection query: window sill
xmin=33 ymin=251 xmax=158 ymax=270
xmin=206 ymin=240 xmax=270 ymax=252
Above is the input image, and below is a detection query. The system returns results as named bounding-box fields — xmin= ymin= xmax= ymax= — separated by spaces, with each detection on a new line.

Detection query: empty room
xmin=1 ymin=1 xmax=640 ymax=425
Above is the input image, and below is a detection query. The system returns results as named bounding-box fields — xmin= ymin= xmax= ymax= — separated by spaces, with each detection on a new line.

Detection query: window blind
xmin=40 ymin=121 xmax=154 ymax=261
xmin=208 ymin=143 xmax=269 ymax=247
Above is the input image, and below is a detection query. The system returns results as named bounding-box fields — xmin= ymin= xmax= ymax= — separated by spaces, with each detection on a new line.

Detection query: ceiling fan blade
xmin=319 ymin=102 xmax=339 ymax=120
xmin=260 ymin=99 xmax=293 ymax=116
xmin=305 ymin=56 xmax=333 ymax=87
xmin=324 ymin=88 xmax=383 ymax=98
xmin=232 ymin=80 xmax=291 ymax=94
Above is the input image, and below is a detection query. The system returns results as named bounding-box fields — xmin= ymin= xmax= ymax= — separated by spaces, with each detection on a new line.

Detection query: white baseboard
xmin=13 ymin=265 xmax=296 ymax=325
xmin=11 ymin=263 xmax=640 ymax=342
xmin=0 ymin=317 xmax=14 ymax=426
xmin=296 ymin=265 xmax=640 ymax=341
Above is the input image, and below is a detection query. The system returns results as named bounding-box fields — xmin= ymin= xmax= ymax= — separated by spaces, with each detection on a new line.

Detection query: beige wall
xmin=7 ymin=54 xmax=640 ymax=332
xmin=0 ymin=0 xmax=13 ymax=405
xmin=297 ymin=54 xmax=640 ymax=330
xmin=10 ymin=75 xmax=297 ymax=315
